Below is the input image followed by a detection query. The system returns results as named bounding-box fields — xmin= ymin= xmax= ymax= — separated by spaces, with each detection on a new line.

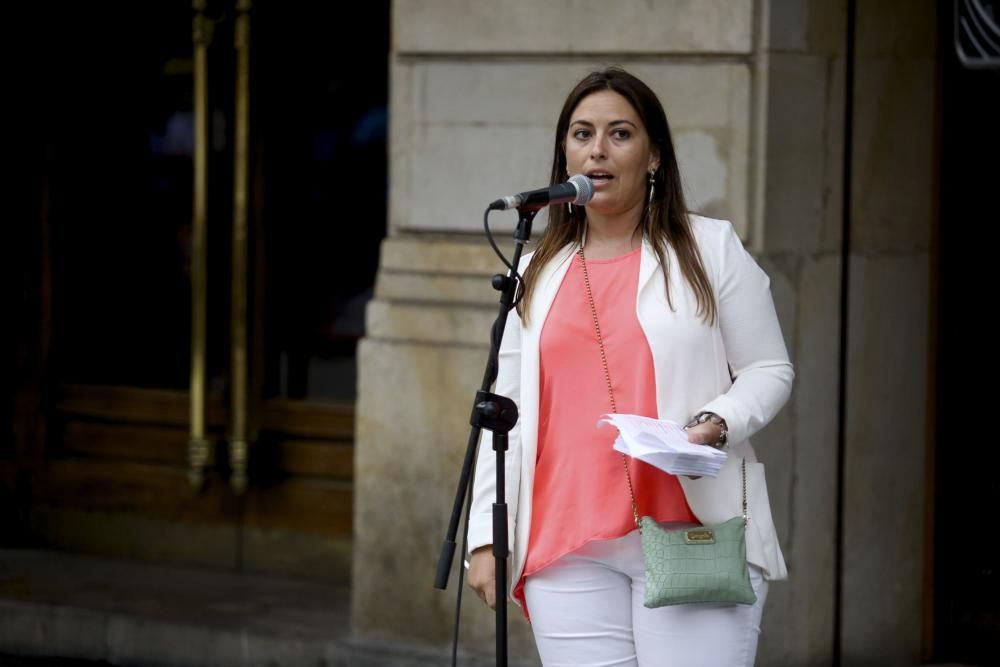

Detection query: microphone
xmin=489 ymin=174 xmax=594 ymax=211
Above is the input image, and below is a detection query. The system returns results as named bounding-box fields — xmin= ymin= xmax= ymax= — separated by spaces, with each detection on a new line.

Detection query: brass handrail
xmin=188 ymin=0 xmax=213 ymax=488
xmin=229 ymin=0 xmax=252 ymax=494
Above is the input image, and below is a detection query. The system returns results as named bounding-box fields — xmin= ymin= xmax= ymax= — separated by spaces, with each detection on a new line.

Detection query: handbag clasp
xmin=684 ymin=528 xmax=715 ymax=545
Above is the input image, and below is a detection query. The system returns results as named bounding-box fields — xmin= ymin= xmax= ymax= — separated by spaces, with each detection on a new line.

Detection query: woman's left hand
xmin=683 ymin=422 xmax=725 ymax=479
xmin=684 ymin=422 xmax=725 ymax=449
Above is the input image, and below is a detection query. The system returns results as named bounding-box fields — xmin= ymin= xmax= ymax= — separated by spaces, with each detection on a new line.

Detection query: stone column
xmin=756 ymin=0 xmax=849 ymax=663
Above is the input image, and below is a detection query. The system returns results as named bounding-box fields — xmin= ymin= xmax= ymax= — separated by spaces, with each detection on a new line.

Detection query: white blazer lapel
xmin=519 ymin=243 xmax=577 ymax=459
xmin=638 ymin=238 xmax=660 ymax=296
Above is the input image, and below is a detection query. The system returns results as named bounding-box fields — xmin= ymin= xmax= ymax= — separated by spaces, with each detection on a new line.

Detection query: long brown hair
xmin=517 ymin=67 xmax=717 ymax=327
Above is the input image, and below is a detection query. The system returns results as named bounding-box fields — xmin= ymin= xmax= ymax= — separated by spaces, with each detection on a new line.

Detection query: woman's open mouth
xmin=587 ymin=171 xmax=614 ymax=187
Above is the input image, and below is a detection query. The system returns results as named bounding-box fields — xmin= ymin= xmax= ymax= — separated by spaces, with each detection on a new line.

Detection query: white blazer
xmin=468 ymin=214 xmax=794 ymax=604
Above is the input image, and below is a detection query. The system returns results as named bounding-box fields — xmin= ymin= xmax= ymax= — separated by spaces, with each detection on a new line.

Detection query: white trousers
xmin=523 ymin=526 xmax=768 ymax=667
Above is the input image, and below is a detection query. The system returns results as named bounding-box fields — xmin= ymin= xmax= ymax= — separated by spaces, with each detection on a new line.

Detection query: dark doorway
xmin=8 ymin=0 xmax=389 ymax=581
xmin=933 ymin=1 xmax=1000 ymax=664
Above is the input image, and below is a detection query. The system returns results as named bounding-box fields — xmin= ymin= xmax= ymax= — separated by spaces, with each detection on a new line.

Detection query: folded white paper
xmin=598 ymin=413 xmax=727 ymax=478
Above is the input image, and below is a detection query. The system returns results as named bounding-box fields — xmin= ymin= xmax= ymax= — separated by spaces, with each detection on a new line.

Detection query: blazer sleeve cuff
xmin=467 ymin=513 xmax=515 ymax=556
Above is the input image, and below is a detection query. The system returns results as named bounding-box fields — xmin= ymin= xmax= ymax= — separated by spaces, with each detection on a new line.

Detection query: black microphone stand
xmin=435 ymin=205 xmax=538 ymax=667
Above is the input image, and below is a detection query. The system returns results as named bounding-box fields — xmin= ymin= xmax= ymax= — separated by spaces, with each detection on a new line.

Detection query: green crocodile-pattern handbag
xmin=638 ymin=460 xmax=756 ymax=607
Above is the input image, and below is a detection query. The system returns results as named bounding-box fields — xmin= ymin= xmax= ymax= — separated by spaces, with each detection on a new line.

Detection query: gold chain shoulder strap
xmin=576 ymin=247 xmax=747 ymax=528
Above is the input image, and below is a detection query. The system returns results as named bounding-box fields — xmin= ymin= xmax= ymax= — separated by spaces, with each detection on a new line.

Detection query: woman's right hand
xmin=467 ymin=545 xmax=499 ymax=609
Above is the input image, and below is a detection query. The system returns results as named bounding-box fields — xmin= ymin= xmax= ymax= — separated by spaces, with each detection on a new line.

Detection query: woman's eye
xmin=612 ymin=129 xmax=631 ymax=140
xmin=573 ymin=129 xmax=591 ymax=140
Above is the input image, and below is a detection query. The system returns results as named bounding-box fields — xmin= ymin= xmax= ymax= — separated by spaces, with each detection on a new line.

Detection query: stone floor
xmin=0 ymin=548 xmax=508 ymax=667
xmin=0 ymin=657 xmax=113 ymax=666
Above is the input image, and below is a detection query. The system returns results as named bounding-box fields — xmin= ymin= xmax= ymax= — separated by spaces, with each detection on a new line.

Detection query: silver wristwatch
xmin=684 ymin=411 xmax=729 ymax=448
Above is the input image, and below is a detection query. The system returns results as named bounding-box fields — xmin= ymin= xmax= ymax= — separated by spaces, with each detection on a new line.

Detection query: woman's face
xmin=564 ymin=90 xmax=659 ymax=217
